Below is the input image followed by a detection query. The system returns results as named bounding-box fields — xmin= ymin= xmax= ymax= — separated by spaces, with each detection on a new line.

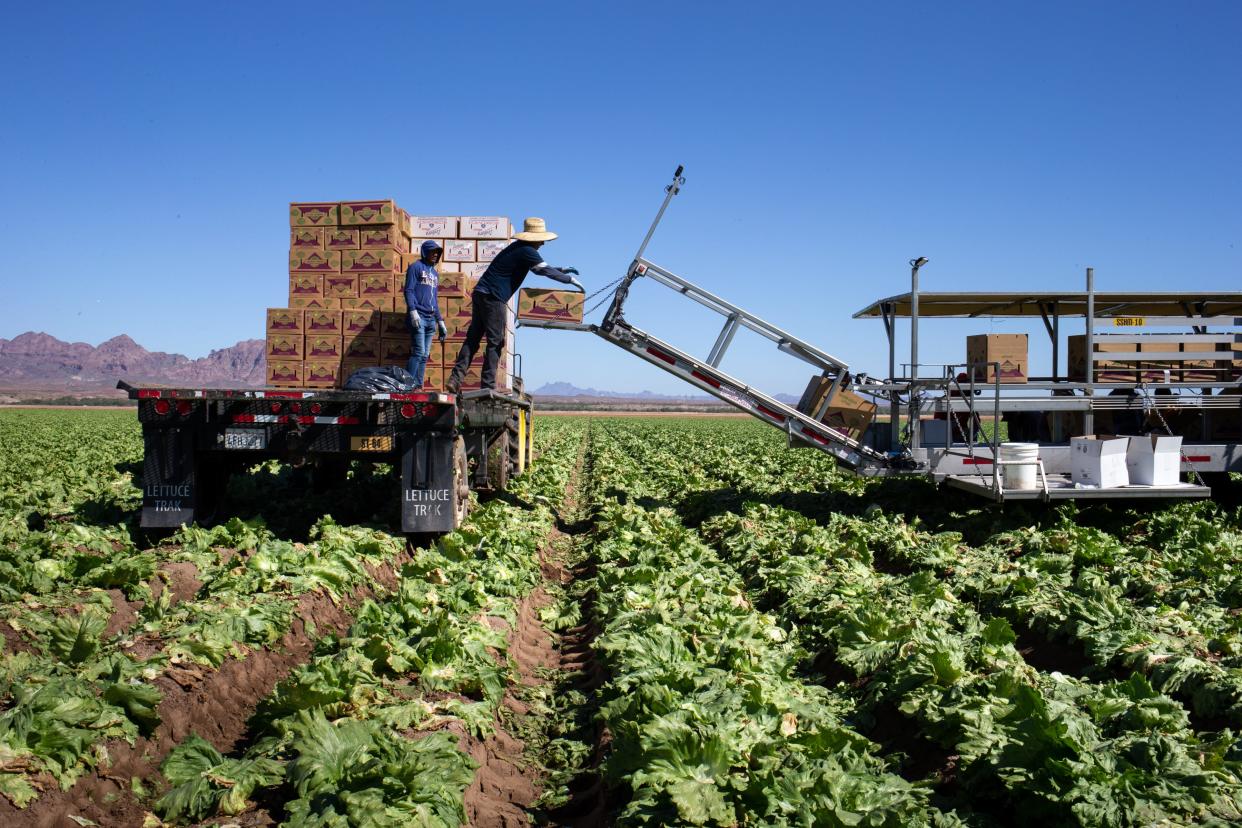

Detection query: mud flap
xmin=400 ymin=432 xmax=460 ymax=533
xmin=140 ymin=427 xmax=199 ymax=528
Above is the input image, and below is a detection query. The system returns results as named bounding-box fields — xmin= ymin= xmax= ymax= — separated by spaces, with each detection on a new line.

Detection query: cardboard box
xmin=289 ymin=249 xmax=341 ymax=274
xmin=380 ymin=338 xmax=412 ymax=362
xmin=439 ymin=296 xmax=474 ymax=331
xmin=421 ymin=360 xmax=447 ymax=390
xmin=1126 ymin=434 xmax=1182 ymax=486
xmin=323 ymin=273 xmax=359 ymax=299
xmin=290 ymin=227 xmax=326 ymax=250
xmin=266 ymin=308 xmax=304 ymax=334
xmin=1071 ymin=436 xmax=1130 ymax=487
xmin=379 ymin=311 xmax=408 ymax=339
xmin=266 ymin=333 xmax=304 ymax=360
xmin=438 ymin=272 xmax=474 ymax=297
xmin=304 ymin=309 xmax=344 ymax=335
xmin=458 ymin=216 xmax=509 ymax=239
xmin=411 ymin=216 xmax=457 ymax=238
xmin=398 ymin=209 xmax=413 ymax=238
xmin=290 ymin=202 xmax=339 ymax=227
xmin=967 ymin=334 xmax=1028 ymax=383
xmin=340 ymin=199 xmax=397 ymax=225
xmin=325 ymin=227 xmax=361 ymax=249
xmin=805 ymin=383 xmax=876 ymax=441
xmin=289 ymin=274 xmax=324 ymax=298
xmin=305 ymin=334 xmax=344 ymax=360
xmin=1068 ymin=336 xmax=1138 ymax=383
xmin=443 ymin=239 xmax=476 ymax=262
xmin=289 ymin=296 xmax=340 ymax=309
xmin=477 ymin=239 xmax=509 ymax=262
xmin=460 ymin=262 xmax=490 ymax=280
xmin=343 ymin=309 xmax=379 ymax=336
xmin=435 ymin=259 xmax=463 ymax=275
xmin=1182 ymin=341 xmax=1227 ymax=382
xmin=341 ymin=296 xmax=393 ymax=311
xmin=304 ymin=360 xmax=342 ymax=388
xmin=343 ymin=334 xmax=381 ymax=360
xmin=341 ymin=248 xmax=402 ymax=274
xmin=266 ymin=360 xmax=303 ymax=386
xmin=359 ymin=226 xmax=405 ymax=251
xmin=354 ymin=272 xmax=390 ymax=297
xmin=517 ymin=288 xmax=585 ymax=323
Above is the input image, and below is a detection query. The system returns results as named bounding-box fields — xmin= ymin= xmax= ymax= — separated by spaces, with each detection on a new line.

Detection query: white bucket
xmin=999 ymin=443 xmax=1039 ymax=489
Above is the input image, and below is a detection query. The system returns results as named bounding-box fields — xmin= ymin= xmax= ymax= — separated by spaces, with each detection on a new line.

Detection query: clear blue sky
xmin=3 ymin=1 xmax=1239 ymax=396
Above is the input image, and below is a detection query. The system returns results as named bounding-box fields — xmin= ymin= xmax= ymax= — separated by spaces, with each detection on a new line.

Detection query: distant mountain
xmin=534 ymin=381 xmax=802 ymax=405
xmin=0 ymin=332 xmax=265 ymax=390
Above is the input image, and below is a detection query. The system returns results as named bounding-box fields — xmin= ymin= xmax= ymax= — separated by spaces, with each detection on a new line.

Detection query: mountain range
xmin=0 ymin=332 xmax=265 ymax=391
xmin=533 ymin=381 xmax=801 ymax=405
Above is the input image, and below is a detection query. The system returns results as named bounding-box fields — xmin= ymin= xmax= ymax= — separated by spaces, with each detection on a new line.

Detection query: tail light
xmin=310 ymin=403 xmax=322 ymax=414
xmin=270 ymin=402 xmax=282 ymax=414
xmin=400 ymin=403 xmax=417 ymax=419
xmin=176 ymin=400 xmax=193 ymax=416
xmin=291 ymin=402 xmax=302 ymax=413
xmin=153 ymin=399 xmax=171 ymax=416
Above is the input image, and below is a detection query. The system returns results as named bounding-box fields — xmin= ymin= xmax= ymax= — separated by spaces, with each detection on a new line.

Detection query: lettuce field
xmin=3 ymin=408 xmax=1242 ymax=827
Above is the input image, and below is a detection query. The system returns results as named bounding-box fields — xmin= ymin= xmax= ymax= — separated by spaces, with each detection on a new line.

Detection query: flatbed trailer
xmin=119 ymin=382 xmax=533 ymax=532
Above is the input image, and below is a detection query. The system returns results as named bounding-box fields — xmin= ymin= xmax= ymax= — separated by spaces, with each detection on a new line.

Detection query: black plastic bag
xmin=343 ymin=366 xmax=419 ymax=392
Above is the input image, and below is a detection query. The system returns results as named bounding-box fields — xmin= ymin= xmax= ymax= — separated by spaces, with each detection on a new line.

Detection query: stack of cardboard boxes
xmin=267 ymin=204 xmax=516 ymax=390
xmin=1068 ymin=335 xmax=1240 ymax=383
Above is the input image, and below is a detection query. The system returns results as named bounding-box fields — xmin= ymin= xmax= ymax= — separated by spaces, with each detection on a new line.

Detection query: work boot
xmin=445 ymin=376 xmax=461 ymax=395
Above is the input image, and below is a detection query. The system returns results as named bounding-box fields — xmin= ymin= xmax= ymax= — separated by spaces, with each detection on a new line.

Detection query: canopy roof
xmin=853 ymin=292 xmax=1242 ymax=319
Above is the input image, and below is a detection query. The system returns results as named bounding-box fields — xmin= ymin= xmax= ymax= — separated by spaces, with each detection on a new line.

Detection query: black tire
xmin=452 ymin=435 xmax=471 ymax=527
xmin=488 ymin=431 xmax=512 ymax=490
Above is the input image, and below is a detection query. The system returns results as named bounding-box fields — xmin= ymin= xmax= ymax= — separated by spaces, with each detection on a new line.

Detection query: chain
xmin=1136 ymin=382 xmax=1206 ymax=487
xmin=583 ymin=275 xmax=627 ymax=317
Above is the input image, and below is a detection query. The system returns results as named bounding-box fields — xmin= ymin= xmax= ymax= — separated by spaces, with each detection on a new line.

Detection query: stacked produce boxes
xmin=268 ymin=204 xmax=516 ymax=390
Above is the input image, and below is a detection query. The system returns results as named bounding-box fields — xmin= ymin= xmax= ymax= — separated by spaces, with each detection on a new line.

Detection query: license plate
xmin=351 ymin=435 xmax=393 ymax=452
xmin=224 ymin=429 xmax=266 ymax=450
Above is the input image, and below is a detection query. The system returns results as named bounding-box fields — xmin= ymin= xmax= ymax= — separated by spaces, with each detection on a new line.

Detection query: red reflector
xmin=963 ymin=458 xmax=994 ymax=465
xmin=400 ymin=403 xmax=417 ymax=419
xmin=138 ymin=389 xmax=161 ymax=399
xmin=310 ymin=403 xmax=322 ymax=414
xmin=690 ymin=370 xmax=721 ymax=388
xmin=337 ymin=416 xmax=360 ymax=425
xmin=270 ymin=402 xmax=282 ymax=414
xmin=153 ymin=399 xmax=170 ymax=415
xmin=1184 ymin=455 xmax=1212 ymax=463
xmin=175 ymin=400 xmax=192 ymax=416
xmin=264 ymin=391 xmax=303 ymax=399
xmin=291 ymin=402 xmax=301 ymax=413
xmin=390 ymin=392 xmax=431 ymax=401
xmin=756 ymin=405 xmax=786 ymax=422
xmin=646 ymin=347 xmax=676 ymax=365
xmin=232 ymin=414 xmax=256 ymax=423
xmin=297 ymin=415 xmax=313 ymax=425
xmin=802 ymin=428 xmax=829 ymax=445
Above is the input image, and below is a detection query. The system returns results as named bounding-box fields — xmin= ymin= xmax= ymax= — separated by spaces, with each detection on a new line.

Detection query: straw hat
xmin=514 ymin=217 xmax=558 ymax=242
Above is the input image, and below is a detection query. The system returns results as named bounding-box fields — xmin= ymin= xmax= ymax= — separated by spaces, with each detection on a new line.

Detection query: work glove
xmin=560 ymin=266 xmax=580 ymax=275
xmin=569 ymin=276 xmax=585 ymax=292
xmin=408 ymin=310 xmax=422 ymax=330
xmin=436 ymin=320 xmax=448 ymax=341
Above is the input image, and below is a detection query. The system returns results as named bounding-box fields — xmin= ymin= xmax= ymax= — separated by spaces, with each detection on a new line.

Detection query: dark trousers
xmin=449 ymin=290 xmax=506 ymax=389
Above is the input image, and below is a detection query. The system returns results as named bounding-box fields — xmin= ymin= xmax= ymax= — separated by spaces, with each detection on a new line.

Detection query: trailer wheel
xmin=452 ymin=435 xmax=471 ymax=526
xmin=488 ymin=432 xmax=512 ymax=490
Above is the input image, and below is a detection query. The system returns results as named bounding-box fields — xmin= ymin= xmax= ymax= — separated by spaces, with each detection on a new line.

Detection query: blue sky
xmin=2 ymin=1 xmax=1239 ymax=396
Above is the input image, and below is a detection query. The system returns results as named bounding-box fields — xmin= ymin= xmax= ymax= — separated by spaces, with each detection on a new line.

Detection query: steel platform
xmin=945 ymin=473 xmax=1211 ymax=501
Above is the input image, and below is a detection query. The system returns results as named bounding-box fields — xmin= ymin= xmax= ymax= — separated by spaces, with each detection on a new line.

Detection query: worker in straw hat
xmin=446 ymin=217 xmax=583 ymax=394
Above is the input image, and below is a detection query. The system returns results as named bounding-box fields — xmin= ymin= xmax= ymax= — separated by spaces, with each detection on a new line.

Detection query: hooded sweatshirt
xmin=403 ymin=240 xmax=443 ymax=324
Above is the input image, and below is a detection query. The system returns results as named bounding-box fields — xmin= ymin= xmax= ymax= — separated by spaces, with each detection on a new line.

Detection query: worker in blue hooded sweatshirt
xmin=403 ymin=240 xmax=449 ymax=388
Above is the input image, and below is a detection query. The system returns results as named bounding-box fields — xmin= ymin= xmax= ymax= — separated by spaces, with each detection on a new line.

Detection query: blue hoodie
xmin=403 ymin=240 xmax=443 ymax=324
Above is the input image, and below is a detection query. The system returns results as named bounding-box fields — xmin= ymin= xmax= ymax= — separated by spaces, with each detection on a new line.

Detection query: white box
xmin=458 ymin=216 xmax=510 ymax=239
xmin=1071 ymin=436 xmax=1130 ymax=488
xmin=460 ymin=262 xmax=489 ymax=280
xmin=412 ymin=216 xmax=458 ymax=238
xmin=1126 ymin=434 xmax=1182 ymax=486
xmin=477 ymin=239 xmax=509 ymax=262
xmin=443 ymin=239 xmax=476 ymax=262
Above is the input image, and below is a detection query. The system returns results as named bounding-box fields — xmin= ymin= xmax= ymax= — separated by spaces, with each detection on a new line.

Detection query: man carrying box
xmin=447 ymin=217 xmax=583 ymax=393
xmin=403 ymin=240 xmax=449 ymax=388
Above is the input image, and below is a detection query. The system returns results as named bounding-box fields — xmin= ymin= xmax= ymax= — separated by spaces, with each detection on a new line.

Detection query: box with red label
xmin=1068 ymin=336 xmax=1138 ymax=383
xmin=460 ymin=262 xmax=489 ymax=280
xmin=323 ymin=273 xmax=359 ymax=299
xmin=380 ymin=338 xmax=412 ymax=362
xmin=458 ymin=216 xmax=509 ymax=239
xmin=379 ymin=311 xmax=408 ymax=339
xmin=304 ymin=360 xmax=342 ymax=388
xmin=359 ymin=226 xmax=406 ymax=251
xmin=517 ymin=288 xmax=585 ymax=324
xmin=343 ymin=333 xmax=381 ymax=360
xmin=290 ymin=202 xmax=339 ymax=227
xmin=967 ymin=334 xmax=1028 ymax=384
xmin=443 ymin=239 xmax=476 ymax=262
xmin=266 ymin=333 xmax=304 ymax=360
xmin=289 ymin=249 xmax=341 ymax=274
xmin=289 ymin=274 xmax=323 ymax=299
xmin=343 ymin=309 xmax=379 ymax=336
xmin=341 ymin=248 xmax=402 ymax=274
xmin=398 ymin=209 xmax=413 ymax=237
xmin=289 ymin=296 xmax=339 ymax=309
xmin=340 ymin=199 xmax=397 ymax=225
xmin=421 ymin=360 xmax=447 ymax=390
xmin=267 ymin=360 xmax=304 ymax=386
xmin=325 ymin=227 xmax=360 ymax=249
xmin=305 ymin=335 xmax=344 ymax=360
xmin=459 ymin=365 xmax=485 ymax=389
xmin=357 ymin=272 xmax=392 ymax=297
xmin=477 ymin=239 xmax=508 ymax=262
xmin=438 ymin=296 xmax=474 ymax=331
xmin=291 ymin=227 xmax=325 ymax=250
xmin=266 ymin=308 xmax=303 ymax=334
xmin=438 ymin=272 xmax=475 ymax=297
xmin=341 ymin=296 xmax=393 ymax=311
xmin=341 ymin=357 xmax=380 ymax=380
xmin=411 ymin=216 xmax=457 ymax=238
xmin=304 ymin=309 xmax=344 ymax=335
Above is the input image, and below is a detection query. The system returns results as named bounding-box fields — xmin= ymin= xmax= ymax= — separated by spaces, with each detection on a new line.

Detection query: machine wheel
xmin=487 ymin=432 xmax=512 ymax=490
xmin=452 ymin=435 xmax=471 ymax=526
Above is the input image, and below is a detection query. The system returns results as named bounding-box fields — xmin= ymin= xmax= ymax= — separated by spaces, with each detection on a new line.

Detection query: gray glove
xmin=561 ymin=266 xmax=580 ymax=275
xmin=436 ymin=320 xmax=448 ymax=341
xmin=408 ymin=310 xmax=422 ymax=330
xmin=569 ymin=276 xmax=584 ymax=292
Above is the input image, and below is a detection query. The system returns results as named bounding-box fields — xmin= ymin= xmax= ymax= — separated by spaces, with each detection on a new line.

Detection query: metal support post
xmin=1085 ymin=267 xmax=1095 ymax=436
xmin=706 ymin=314 xmax=739 ymax=367
xmin=909 ymin=257 xmax=928 ymax=450
xmin=883 ymin=302 xmax=900 ymax=449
